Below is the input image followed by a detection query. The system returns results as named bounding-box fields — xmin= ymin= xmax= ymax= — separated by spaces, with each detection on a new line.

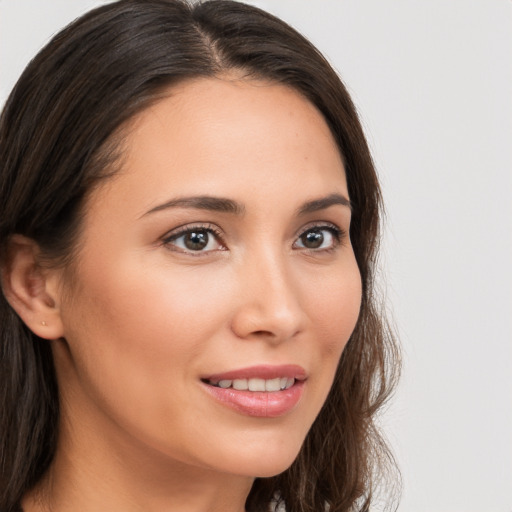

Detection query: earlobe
xmin=1 ymin=234 xmax=64 ymax=340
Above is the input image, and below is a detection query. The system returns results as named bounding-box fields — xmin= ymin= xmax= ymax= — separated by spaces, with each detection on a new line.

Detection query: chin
xmin=253 ymin=462 xmax=296 ymax=479
xmin=217 ymin=442 xmax=303 ymax=479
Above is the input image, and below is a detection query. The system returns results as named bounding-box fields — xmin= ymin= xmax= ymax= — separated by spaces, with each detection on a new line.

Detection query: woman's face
xmin=53 ymin=78 xmax=362 ymax=478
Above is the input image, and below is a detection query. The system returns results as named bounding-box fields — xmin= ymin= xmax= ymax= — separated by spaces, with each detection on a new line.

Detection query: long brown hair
xmin=0 ymin=1 xmax=400 ymax=511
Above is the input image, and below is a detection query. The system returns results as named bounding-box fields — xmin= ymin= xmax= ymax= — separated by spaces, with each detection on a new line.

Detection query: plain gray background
xmin=1 ymin=1 xmax=511 ymax=511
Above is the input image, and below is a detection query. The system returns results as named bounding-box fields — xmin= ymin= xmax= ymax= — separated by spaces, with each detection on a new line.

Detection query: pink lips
xmin=205 ymin=364 xmax=306 ymax=382
xmin=201 ymin=364 xmax=306 ymax=418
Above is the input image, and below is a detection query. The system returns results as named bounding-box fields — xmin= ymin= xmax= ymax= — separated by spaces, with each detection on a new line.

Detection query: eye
xmin=294 ymin=225 xmax=343 ymax=251
xmin=163 ymin=225 xmax=225 ymax=254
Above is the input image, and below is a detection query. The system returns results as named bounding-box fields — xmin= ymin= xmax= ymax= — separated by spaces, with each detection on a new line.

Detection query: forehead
xmin=85 ymin=77 xmax=348 ymax=223
xmin=128 ymin=78 xmax=344 ymax=183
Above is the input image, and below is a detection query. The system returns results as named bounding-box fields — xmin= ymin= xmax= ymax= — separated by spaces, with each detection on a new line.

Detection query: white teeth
xmin=248 ymin=378 xmax=266 ymax=392
xmin=265 ymin=378 xmax=281 ymax=392
xmin=233 ymin=378 xmax=248 ymax=390
xmin=210 ymin=377 xmax=296 ymax=392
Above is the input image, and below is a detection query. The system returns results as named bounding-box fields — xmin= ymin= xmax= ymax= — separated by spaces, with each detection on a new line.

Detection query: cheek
xmin=306 ymin=260 xmax=362 ymax=357
xmin=57 ymin=260 xmax=222 ymax=446
xmin=60 ymin=255 xmax=234 ymax=385
xmin=293 ymin=257 xmax=362 ymax=413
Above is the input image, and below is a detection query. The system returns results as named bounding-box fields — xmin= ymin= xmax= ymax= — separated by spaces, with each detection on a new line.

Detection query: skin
xmin=21 ymin=77 xmax=362 ymax=512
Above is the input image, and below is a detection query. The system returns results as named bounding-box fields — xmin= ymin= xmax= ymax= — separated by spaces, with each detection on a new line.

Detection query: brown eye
xmin=164 ymin=226 xmax=224 ymax=253
xmin=183 ymin=230 xmax=209 ymax=251
xmin=300 ymin=229 xmax=324 ymax=249
xmin=294 ymin=226 xmax=342 ymax=251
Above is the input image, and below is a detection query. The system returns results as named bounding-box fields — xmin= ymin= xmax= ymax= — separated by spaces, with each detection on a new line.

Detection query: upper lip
xmin=202 ymin=364 xmax=307 ymax=382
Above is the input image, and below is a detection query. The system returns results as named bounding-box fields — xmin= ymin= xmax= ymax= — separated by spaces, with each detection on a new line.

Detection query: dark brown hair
xmin=0 ymin=1 xmax=400 ymax=511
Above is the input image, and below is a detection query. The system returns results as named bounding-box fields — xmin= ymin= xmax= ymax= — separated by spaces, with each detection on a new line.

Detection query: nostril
xmin=252 ymin=330 xmax=274 ymax=337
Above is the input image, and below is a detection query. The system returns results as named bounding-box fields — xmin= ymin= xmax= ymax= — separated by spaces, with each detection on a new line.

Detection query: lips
xmin=201 ymin=365 xmax=306 ymax=418
xmin=209 ymin=377 xmax=295 ymax=392
xmin=203 ymin=364 xmax=306 ymax=382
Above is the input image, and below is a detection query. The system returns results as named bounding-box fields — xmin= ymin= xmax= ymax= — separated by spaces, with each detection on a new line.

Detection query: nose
xmin=230 ymin=250 xmax=307 ymax=343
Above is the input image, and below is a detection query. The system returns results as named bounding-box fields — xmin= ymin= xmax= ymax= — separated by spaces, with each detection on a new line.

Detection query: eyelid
xmin=159 ymin=220 xmax=346 ymax=254
xmin=161 ymin=222 xmax=226 ymax=254
xmin=293 ymin=221 xmax=346 ymax=251
xmin=295 ymin=221 xmax=344 ymax=238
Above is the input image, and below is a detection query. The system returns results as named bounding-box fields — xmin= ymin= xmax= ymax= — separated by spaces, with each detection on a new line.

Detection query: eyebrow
xmin=144 ymin=196 xmax=245 ymax=216
xmin=297 ymin=193 xmax=352 ymax=215
xmin=143 ymin=192 xmax=351 ymax=217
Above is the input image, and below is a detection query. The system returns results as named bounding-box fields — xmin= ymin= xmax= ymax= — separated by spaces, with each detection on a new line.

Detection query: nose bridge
xmin=232 ymin=243 xmax=305 ymax=341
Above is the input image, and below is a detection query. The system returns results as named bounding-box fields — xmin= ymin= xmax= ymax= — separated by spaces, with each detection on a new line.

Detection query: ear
xmin=1 ymin=234 xmax=65 ymax=340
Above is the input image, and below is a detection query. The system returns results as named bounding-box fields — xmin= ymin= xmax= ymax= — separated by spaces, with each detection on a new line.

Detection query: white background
xmin=1 ymin=1 xmax=511 ymax=511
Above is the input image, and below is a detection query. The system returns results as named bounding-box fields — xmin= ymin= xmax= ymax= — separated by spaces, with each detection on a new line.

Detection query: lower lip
xmin=202 ymin=381 xmax=305 ymax=418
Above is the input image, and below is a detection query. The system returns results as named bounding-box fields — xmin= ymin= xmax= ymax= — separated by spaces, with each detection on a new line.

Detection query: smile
xmin=206 ymin=377 xmax=295 ymax=392
xmin=201 ymin=365 xmax=306 ymax=417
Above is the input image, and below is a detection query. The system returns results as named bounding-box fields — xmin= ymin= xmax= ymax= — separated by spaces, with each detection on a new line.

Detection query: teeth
xmin=248 ymin=378 xmax=265 ymax=391
xmin=233 ymin=378 xmax=248 ymax=390
xmin=210 ymin=377 xmax=296 ymax=391
xmin=265 ymin=378 xmax=281 ymax=392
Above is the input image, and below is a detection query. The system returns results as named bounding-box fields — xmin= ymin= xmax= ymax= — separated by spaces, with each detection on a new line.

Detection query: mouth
xmin=203 ymin=376 xmax=296 ymax=392
xmin=200 ymin=365 xmax=306 ymax=418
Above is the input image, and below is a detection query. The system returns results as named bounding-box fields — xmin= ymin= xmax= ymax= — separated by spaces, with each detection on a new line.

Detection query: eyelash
xmin=161 ymin=223 xmax=226 ymax=256
xmin=293 ymin=223 xmax=346 ymax=253
xmin=161 ymin=222 xmax=346 ymax=255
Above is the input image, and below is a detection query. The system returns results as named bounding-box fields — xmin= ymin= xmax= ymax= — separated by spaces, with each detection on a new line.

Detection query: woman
xmin=0 ymin=1 xmax=400 ymax=511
